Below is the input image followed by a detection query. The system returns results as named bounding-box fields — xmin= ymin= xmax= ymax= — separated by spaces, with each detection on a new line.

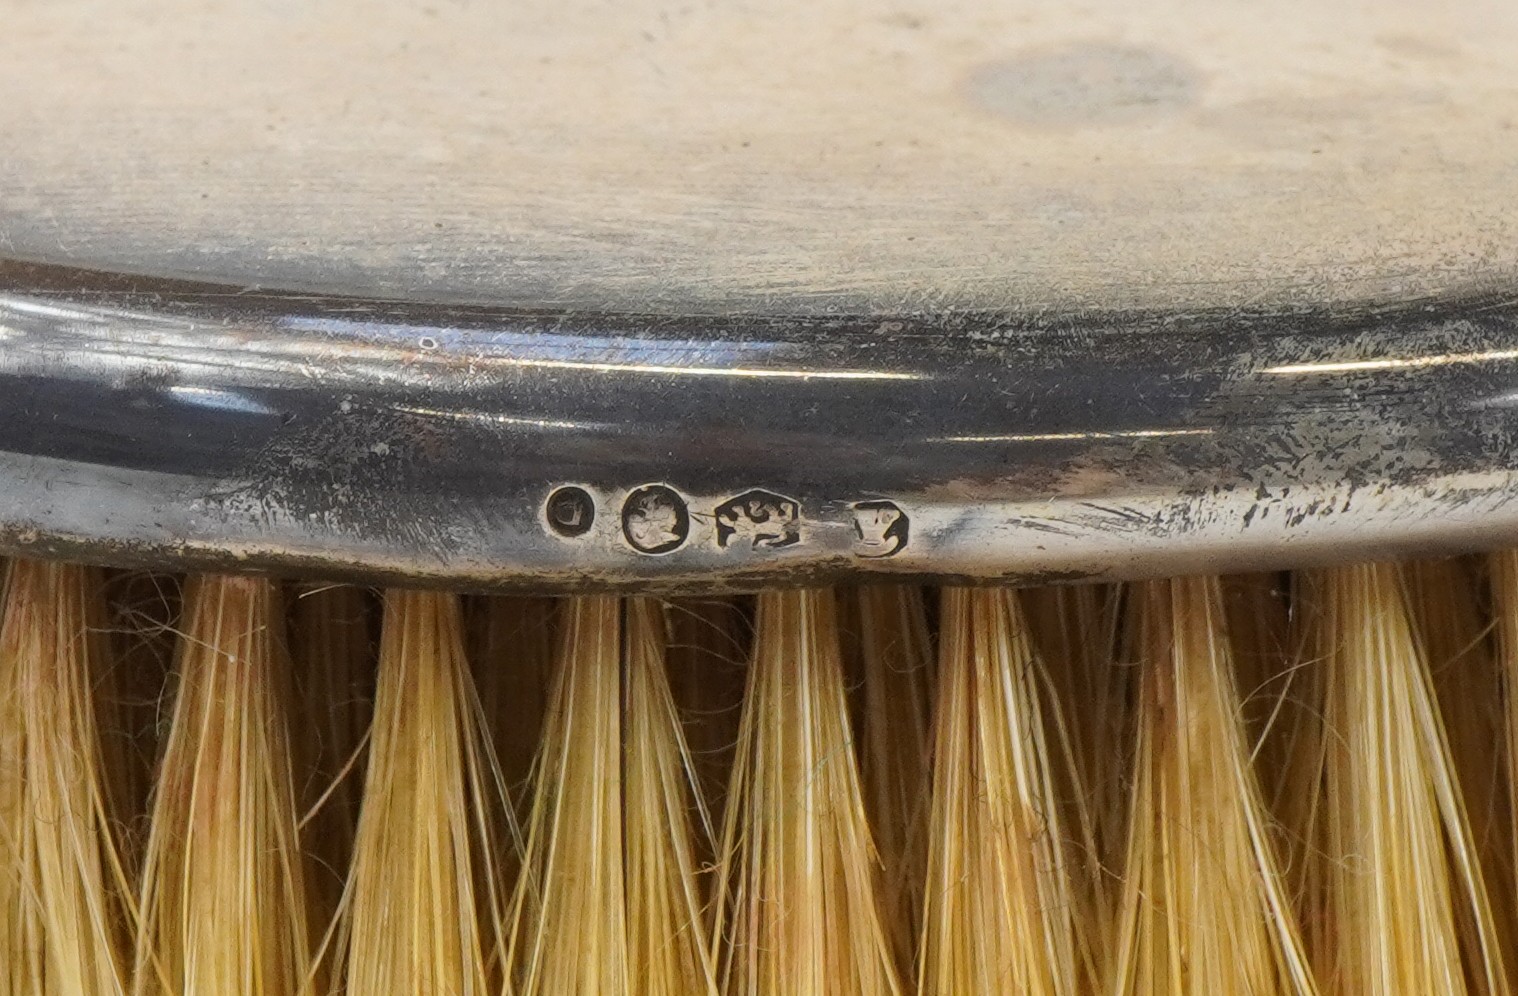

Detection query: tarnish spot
xmin=1376 ymin=33 xmax=1462 ymax=61
xmin=967 ymin=44 xmax=1201 ymax=128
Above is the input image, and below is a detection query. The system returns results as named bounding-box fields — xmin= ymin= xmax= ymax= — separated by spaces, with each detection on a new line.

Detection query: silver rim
xmin=3 ymin=260 xmax=1517 ymax=592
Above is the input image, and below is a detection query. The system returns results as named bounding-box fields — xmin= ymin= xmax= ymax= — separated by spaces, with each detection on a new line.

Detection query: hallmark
xmin=851 ymin=500 xmax=909 ymax=557
xmin=544 ymin=485 xmax=596 ymax=538
xmin=715 ymin=489 xmax=801 ymax=550
xmin=622 ymin=484 xmax=690 ymax=554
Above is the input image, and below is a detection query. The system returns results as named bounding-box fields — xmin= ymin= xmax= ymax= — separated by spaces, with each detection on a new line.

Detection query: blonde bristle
xmin=1309 ymin=562 xmax=1510 ymax=994
xmin=1489 ymin=550 xmax=1518 ymax=989
xmin=505 ymin=595 xmax=718 ymax=996
xmin=623 ymin=597 xmax=721 ymax=996
xmin=1407 ymin=558 xmax=1518 ymax=964
xmin=337 ymin=588 xmax=507 ymax=996
xmin=918 ymin=587 xmax=1094 ymax=996
xmin=468 ymin=594 xmax=557 ymax=806
xmin=2 ymin=560 xmax=134 ymax=996
xmin=16 ymin=548 xmax=1518 ymax=994
xmin=665 ymin=595 xmax=750 ymax=824
xmin=101 ymin=571 xmax=179 ymax=861
xmin=288 ymin=583 xmax=375 ymax=921
xmin=853 ymin=584 xmax=933 ymax=975
xmin=713 ymin=588 xmax=902 ymax=996
xmin=1019 ymin=581 xmax=1124 ymax=940
xmin=0 ymin=559 xmax=18 ymax=996
xmin=507 ymin=595 xmax=628 ymax=994
xmin=1109 ymin=576 xmax=1316 ymax=995
xmin=131 ymin=575 xmax=315 ymax=996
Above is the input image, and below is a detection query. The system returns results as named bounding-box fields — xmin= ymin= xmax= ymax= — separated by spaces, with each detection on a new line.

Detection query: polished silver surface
xmin=3 ymin=260 xmax=1518 ymax=592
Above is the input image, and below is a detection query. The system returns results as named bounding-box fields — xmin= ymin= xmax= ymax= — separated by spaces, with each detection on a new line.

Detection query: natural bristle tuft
xmin=507 ymin=594 xmax=630 ymax=994
xmin=714 ymin=589 xmax=903 ymax=996
xmin=9 ymin=556 xmax=1518 ymax=993
xmin=2 ymin=559 xmax=133 ymax=996
xmin=853 ymin=585 xmax=933 ymax=976
xmin=1308 ymin=563 xmax=1511 ymax=995
xmin=337 ymin=587 xmax=508 ymax=996
xmin=919 ymin=587 xmax=1095 ymax=996
xmin=623 ymin=597 xmax=720 ymax=996
xmin=132 ymin=574 xmax=314 ymax=996
xmin=1110 ymin=576 xmax=1315 ymax=994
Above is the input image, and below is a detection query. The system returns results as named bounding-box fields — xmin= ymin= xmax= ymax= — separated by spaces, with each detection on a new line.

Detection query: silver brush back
xmin=4 ymin=260 xmax=1517 ymax=592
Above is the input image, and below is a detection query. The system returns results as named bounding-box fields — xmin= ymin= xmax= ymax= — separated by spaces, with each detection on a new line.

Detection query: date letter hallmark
xmin=851 ymin=500 xmax=909 ymax=558
xmin=714 ymin=489 xmax=801 ymax=551
xmin=622 ymin=484 xmax=690 ymax=555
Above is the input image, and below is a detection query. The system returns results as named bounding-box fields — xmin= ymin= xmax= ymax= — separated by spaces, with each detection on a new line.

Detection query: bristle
xmin=1220 ymin=573 xmax=1302 ymax=859
xmin=1308 ymin=562 xmax=1510 ymax=994
xmin=1489 ymin=550 xmax=1518 ymax=987
xmin=623 ymin=597 xmax=720 ymax=996
xmin=1407 ymin=558 xmax=1518 ymax=962
xmin=918 ymin=587 xmax=1094 ymax=996
xmin=507 ymin=595 xmax=628 ymax=994
xmin=1019 ymin=581 xmax=1124 ymax=939
xmin=713 ymin=588 xmax=903 ymax=996
xmin=101 ymin=571 xmax=179 ymax=861
xmin=18 ymin=547 xmax=1518 ymax=994
xmin=337 ymin=588 xmax=506 ymax=996
xmin=288 ymin=583 xmax=375 ymax=920
xmin=1109 ymin=576 xmax=1316 ymax=994
xmin=853 ymin=584 xmax=934 ymax=974
xmin=468 ymin=594 xmax=557 ymax=805
xmin=665 ymin=595 xmax=750 ymax=816
xmin=505 ymin=595 xmax=717 ymax=995
xmin=0 ymin=560 xmax=18 ymax=996
xmin=1 ymin=560 xmax=134 ymax=996
xmin=132 ymin=575 xmax=315 ymax=996
xmin=1220 ymin=572 xmax=1292 ymax=744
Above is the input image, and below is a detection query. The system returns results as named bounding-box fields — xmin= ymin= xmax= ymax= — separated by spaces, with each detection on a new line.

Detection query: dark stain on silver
xmin=967 ymin=44 xmax=1201 ymax=127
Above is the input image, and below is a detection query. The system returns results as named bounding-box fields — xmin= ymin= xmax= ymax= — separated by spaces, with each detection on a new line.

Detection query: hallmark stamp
xmin=622 ymin=484 xmax=690 ymax=554
xmin=544 ymin=485 xmax=596 ymax=538
xmin=851 ymin=500 xmax=909 ymax=557
xmin=715 ymin=489 xmax=801 ymax=550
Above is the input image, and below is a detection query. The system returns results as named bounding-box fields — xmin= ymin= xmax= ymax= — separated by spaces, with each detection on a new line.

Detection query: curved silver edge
xmin=3 ymin=259 xmax=1518 ymax=594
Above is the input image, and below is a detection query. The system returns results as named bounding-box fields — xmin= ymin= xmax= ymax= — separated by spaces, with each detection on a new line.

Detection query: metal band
xmin=3 ymin=260 xmax=1517 ymax=592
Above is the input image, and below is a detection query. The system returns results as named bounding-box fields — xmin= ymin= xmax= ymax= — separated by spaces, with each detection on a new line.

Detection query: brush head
xmin=4 ymin=0 xmax=1518 ymax=591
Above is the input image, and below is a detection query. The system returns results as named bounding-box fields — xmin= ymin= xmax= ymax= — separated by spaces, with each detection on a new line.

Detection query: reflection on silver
xmin=388 ymin=403 xmax=612 ymax=432
xmin=167 ymin=385 xmax=276 ymax=415
xmin=467 ymin=357 xmax=927 ymax=381
xmin=934 ymin=428 xmax=1213 ymax=443
xmin=1265 ymin=348 xmax=1518 ymax=376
